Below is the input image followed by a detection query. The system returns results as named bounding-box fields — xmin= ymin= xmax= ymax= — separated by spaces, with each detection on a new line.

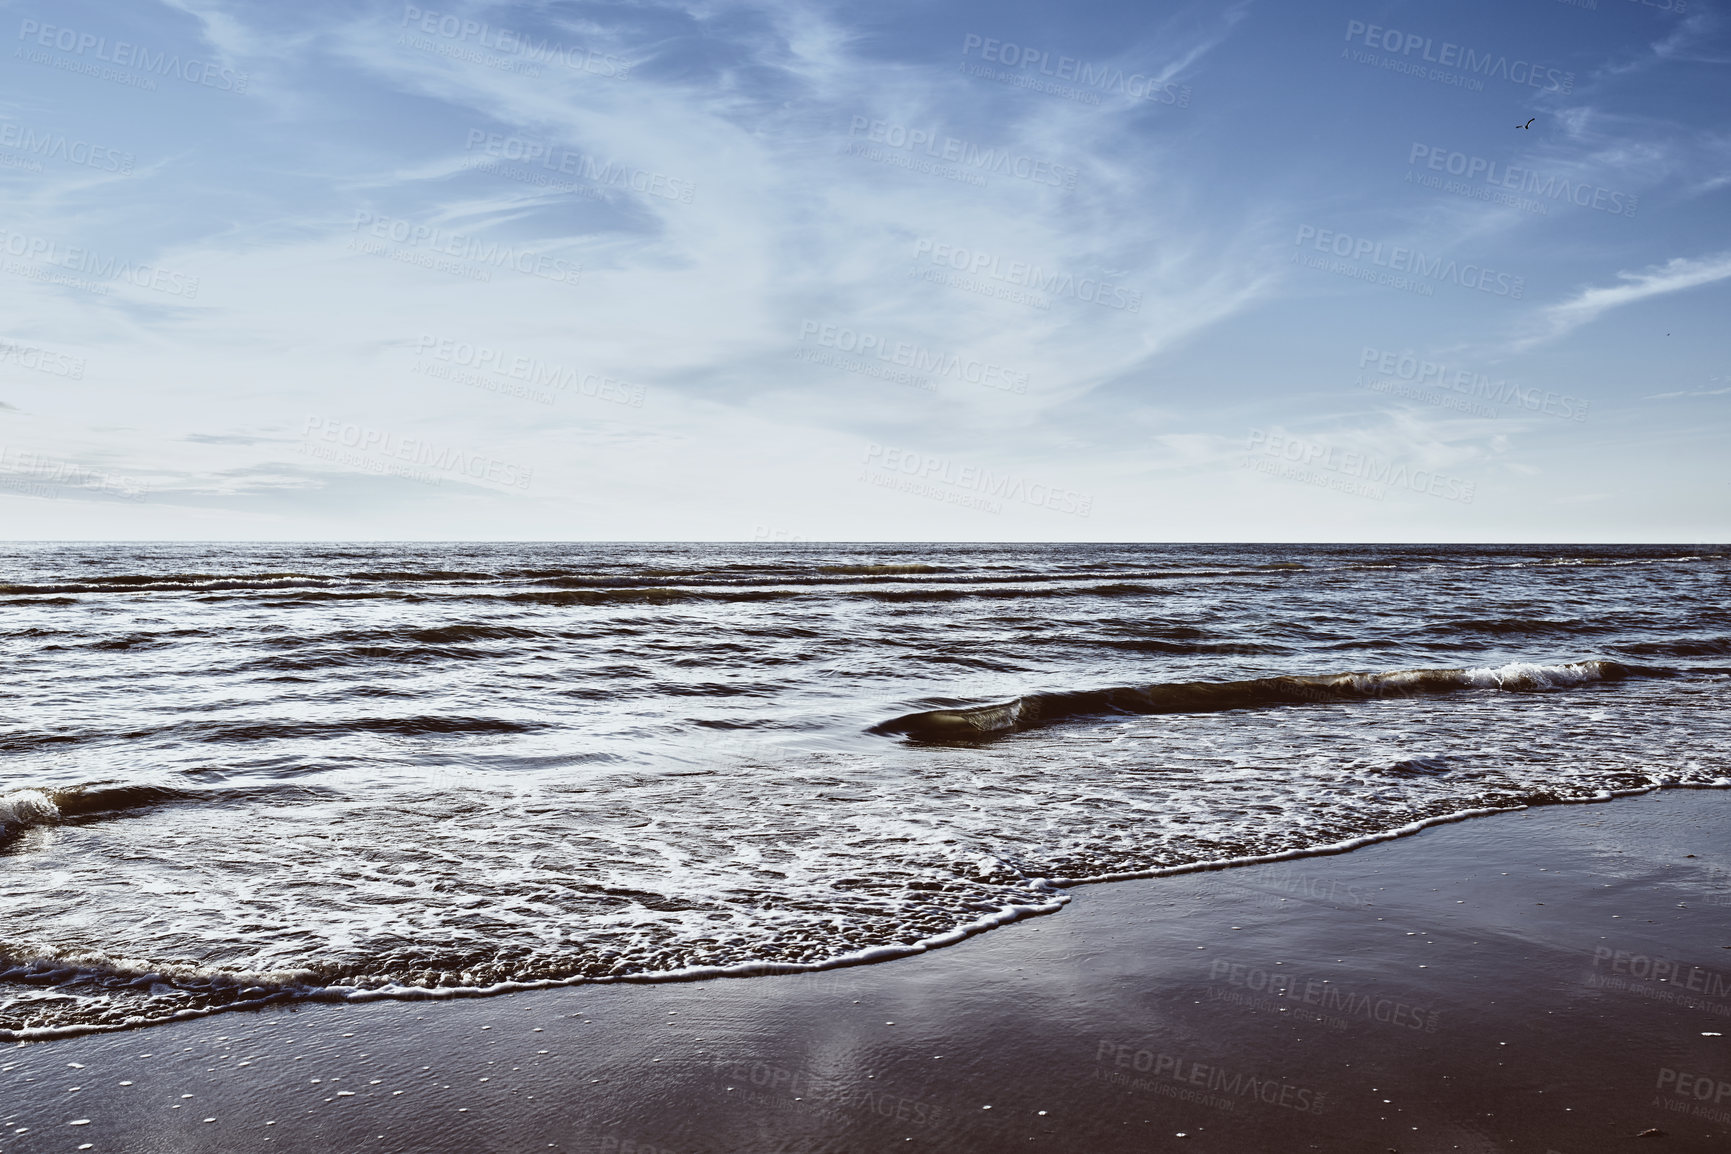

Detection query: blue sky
xmin=0 ymin=0 xmax=1726 ymax=541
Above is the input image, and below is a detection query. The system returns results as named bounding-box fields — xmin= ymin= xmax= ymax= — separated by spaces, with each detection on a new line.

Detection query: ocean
xmin=2 ymin=542 xmax=1727 ymax=1039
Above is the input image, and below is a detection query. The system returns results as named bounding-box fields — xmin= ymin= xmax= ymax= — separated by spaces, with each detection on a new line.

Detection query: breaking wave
xmin=870 ymin=659 xmax=1658 ymax=740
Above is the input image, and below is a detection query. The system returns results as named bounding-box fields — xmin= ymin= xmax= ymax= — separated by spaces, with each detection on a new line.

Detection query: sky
xmin=0 ymin=0 xmax=1726 ymax=542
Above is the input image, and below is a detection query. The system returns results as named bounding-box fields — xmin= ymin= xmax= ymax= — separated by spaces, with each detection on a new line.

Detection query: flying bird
xmin=1518 ymin=118 xmax=1535 ymax=130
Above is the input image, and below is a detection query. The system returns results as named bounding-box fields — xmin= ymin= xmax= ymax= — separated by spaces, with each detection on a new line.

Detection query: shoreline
xmin=6 ymin=783 xmax=1710 ymax=1046
xmin=6 ymin=788 xmax=1731 ymax=1152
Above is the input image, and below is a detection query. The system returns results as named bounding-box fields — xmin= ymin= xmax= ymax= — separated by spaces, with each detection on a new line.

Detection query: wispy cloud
xmin=1533 ymin=252 xmax=1731 ymax=341
xmin=3 ymin=0 xmax=1727 ymax=540
xmin=1644 ymin=385 xmax=1731 ymax=400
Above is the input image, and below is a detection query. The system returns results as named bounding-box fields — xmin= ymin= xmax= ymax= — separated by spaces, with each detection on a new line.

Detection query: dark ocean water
xmin=2 ymin=542 xmax=1727 ymax=1038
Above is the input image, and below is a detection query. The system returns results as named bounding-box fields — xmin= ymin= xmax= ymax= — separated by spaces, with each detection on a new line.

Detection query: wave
xmin=0 ymin=574 xmax=349 ymax=596
xmin=399 ymin=624 xmax=544 ymax=644
xmin=0 ymin=890 xmax=1068 ymax=1042
xmin=1420 ymin=617 xmax=1596 ymax=636
xmin=869 ymin=659 xmax=1657 ymax=740
xmin=1094 ymin=638 xmax=1291 ymax=656
xmin=0 ymin=783 xmax=200 ymax=845
xmin=170 ymin=716 xmax=544 ymax=743
xmin=0 ymin=789 xmax=59 ymax=842
xmin=0 ymin=782 xmax=347 ymax=856
xmin=0 ymin=732 xmax=84 ymax=754
xmin=1615 ymin=637 xmax=1731 ymax=658
xmin=503 ymin=587 xmax=798 ymax=606
xmin=0 ymin=949 xmax=318 ymax=1041
xmin=503 ymin=582 xmax=1168 ymax=605
xmin=4 ymin=781 xmax=1698 ymax=1043
xmin=861 ymin=582 xmax=1161 ymax=602
xmin=816 ymin=563 xmax=945 ymax=575
xmin=261 ymin=624 xmax=549 ymax=649
xmin=0 ymin=562 xmax=1547 ymax=603
xmin=3 ymin=715 xmax=542 ymax=752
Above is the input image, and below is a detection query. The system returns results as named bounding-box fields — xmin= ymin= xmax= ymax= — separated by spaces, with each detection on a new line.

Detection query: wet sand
xmin=5 ymin=788 xmax=1730 ymax=1154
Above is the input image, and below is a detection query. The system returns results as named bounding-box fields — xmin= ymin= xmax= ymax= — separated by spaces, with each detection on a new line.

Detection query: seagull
xmin=1518 ymin=118 xmax=1535 ymax=130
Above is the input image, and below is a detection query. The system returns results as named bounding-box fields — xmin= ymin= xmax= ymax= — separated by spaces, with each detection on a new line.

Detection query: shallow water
xmin=2 ymin=542 xmax=1727 ymax=1036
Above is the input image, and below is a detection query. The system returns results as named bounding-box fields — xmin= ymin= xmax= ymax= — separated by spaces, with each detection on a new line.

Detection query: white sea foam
xmin=1457 ymin=659 xmax=1616 ymax=689
xmin=1 ymin=542 xmax=1726 ymax=1038
xmin=0 ymin=789 xmax=58 ymax=832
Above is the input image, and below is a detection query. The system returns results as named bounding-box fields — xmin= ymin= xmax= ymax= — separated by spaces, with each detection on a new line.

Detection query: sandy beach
xmin=5 ymin=787 xmax=1728 ymax=1153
